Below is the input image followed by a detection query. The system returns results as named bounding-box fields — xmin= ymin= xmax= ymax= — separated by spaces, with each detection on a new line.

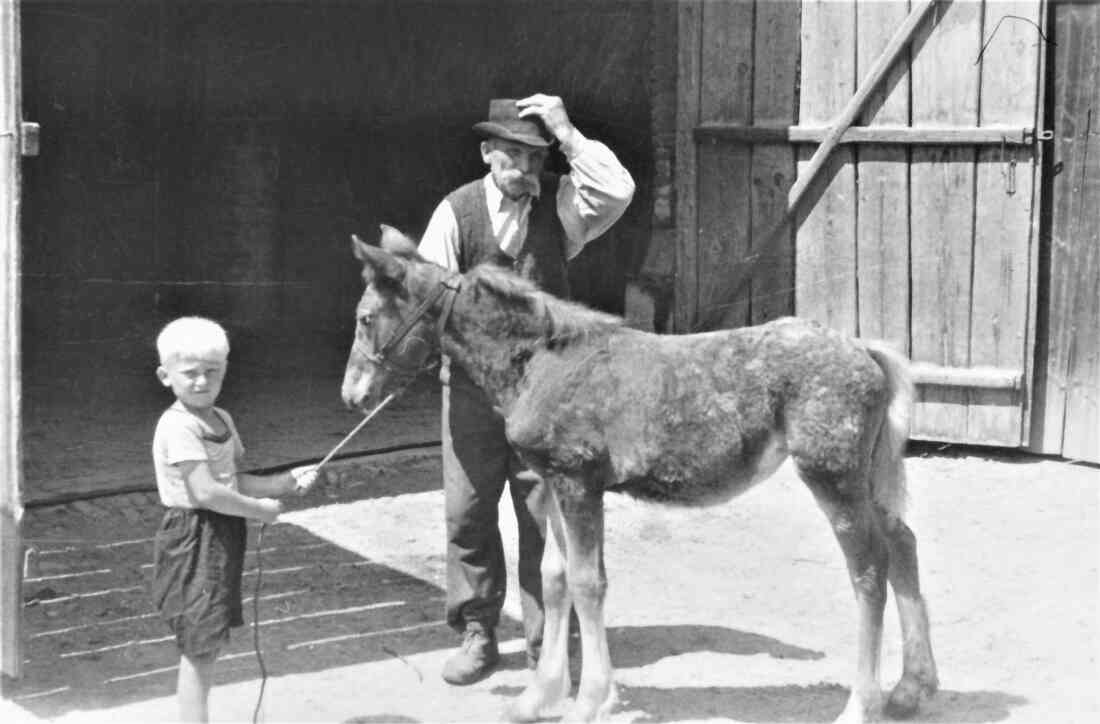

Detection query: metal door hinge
xmin=21 ymin=122 xmax=39 ymax=157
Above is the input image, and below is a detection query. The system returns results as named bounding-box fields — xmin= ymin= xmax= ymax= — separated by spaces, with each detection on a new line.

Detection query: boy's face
xmin=157 ymin=353 xmax=227 ymax=411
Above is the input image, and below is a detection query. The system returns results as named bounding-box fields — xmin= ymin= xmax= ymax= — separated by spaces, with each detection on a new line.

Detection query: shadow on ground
xmin=488 ymin=624 xmax=1026 ymax=723
xmin=13 ymin=501 xmax=523 ymax=719
xmin=490 ymin=679 xmax=1026 ymax=724
xmin=607 ymin=624 xmax=824 ymax=668
xmin=616 ymin=684 xmax=1027 ymax=723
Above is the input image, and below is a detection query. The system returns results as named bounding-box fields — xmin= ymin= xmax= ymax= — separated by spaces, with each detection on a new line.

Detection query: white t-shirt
xmin=152 ymin=401 xmax=245 ymax=509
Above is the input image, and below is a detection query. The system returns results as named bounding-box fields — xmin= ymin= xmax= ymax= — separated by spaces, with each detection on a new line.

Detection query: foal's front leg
xmin=507 ymin=492 xmax=572 ymax=722
xmin=558 ymin=485 xmax=616 ymax=722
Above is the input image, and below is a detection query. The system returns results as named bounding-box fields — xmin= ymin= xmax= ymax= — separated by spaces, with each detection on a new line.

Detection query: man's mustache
xmin=505 ymin=173 xmax=540 ymax=195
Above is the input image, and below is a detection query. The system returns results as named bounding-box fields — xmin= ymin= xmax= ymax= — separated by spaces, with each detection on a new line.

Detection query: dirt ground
xmin=3 ymin=440 xmax=1097 ymax=724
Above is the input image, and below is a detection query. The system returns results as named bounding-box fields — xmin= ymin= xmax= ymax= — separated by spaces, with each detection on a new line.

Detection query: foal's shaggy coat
xmin=341 ymin=228 xmax=938 ymax=723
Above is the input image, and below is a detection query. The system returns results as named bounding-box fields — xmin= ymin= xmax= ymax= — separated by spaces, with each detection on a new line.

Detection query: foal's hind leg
xmin=804 ymin=475 xmax=890 ymax=724
xmin=879 ymin=506 xmax=938 ymax=717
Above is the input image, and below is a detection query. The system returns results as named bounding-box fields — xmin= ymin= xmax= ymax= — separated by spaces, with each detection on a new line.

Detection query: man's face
xmin=481 ymin=138 xmax=548 ymax=200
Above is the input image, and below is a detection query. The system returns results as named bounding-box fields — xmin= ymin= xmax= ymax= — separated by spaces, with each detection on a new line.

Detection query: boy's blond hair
xmin=156 ymin=317 xmax=230 ymax=364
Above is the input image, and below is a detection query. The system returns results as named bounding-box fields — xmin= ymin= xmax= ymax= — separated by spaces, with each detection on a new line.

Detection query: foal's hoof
xmin=561 ymin=702 xmax=598 ymax=723
xmin=833 ymin=690 xmax=883 ymax=724
xmin=504 ymin=700 xmax=539 ymax=723
xmin=504 ymin=703 xmax=539 ymax=723
xmin=884 ymin=676 xmax=937 ymax=719
xmin=505 ymin=689 xmax=552 ymax=723
xmin=562 ymin=688 xmax=617 ymax=723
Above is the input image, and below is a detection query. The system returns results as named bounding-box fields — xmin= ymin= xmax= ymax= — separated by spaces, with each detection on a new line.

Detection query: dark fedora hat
xmin=472 ymin=98 xmax=552 ymax=148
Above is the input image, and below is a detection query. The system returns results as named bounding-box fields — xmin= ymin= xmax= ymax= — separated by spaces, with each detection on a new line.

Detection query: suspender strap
xmin=436 ymin=276 xmax=462 ymax=340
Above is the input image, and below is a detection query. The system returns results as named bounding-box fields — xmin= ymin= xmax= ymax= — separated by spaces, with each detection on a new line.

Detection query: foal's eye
xmin=358 ymin=314 xmax=372 ymax=327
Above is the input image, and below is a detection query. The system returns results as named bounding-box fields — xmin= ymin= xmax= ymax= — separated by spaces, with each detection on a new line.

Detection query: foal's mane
xmin=467 ymin=263 xmax=623 ymax=344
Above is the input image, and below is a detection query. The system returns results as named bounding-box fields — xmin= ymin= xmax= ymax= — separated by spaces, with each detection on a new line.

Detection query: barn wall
xmin=20 ymin=0 xmax=653 ymax=380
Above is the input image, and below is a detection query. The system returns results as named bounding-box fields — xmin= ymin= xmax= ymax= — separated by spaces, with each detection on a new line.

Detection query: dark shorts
xmin=152 ymin=507 xmax=247 ymax=657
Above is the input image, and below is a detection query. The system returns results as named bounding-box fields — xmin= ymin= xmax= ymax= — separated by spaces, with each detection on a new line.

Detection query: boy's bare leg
xmin=178 ymin=652 xmax=216 ymax=722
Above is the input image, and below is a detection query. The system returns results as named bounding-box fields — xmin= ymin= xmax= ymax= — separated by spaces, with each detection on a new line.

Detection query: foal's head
xmin=340 ymin=226 xmax=446 ymax=412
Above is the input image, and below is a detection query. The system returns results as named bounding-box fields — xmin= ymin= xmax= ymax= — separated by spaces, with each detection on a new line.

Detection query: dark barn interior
xmin=19 ymin=0 xmax=654 ymax=502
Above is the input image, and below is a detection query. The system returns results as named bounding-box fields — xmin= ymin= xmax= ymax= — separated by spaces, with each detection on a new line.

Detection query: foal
xmin=341 ymin=228 xmax=938 ymax=723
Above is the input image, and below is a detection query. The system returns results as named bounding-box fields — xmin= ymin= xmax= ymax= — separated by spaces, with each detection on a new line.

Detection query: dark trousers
xmin=152 ymin=508 xmax=246 ymax=656
xmin=442 ymin=370 xmax=547 ymax=653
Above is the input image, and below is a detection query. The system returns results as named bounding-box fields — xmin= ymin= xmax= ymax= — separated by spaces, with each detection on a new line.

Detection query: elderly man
xmin=417 ymin=93 xmax=635 ymax=685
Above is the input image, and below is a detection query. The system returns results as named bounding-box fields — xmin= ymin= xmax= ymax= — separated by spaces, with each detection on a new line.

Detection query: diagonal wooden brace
xmin=787 ymin=0 xmax=940 ymax=214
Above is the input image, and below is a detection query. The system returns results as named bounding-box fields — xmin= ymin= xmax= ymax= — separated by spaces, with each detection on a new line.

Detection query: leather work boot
xmin=441 ymin=621 xmax=499 ymax=685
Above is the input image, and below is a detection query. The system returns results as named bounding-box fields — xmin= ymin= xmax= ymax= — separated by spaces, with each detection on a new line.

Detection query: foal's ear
xmin=378 ymin=224 xmax=420 ymax=258
xmin=351 ymin=234 xmax=406 ymax=284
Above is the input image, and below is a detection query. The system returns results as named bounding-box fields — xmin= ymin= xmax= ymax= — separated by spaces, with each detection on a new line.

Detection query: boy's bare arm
xmin=238 ymin=465 xmax=322 ymax=498
xmin=237 ymin=471 xmax=295 ymax=498
xmin=179 ymin=460 xmax=282 ymax=523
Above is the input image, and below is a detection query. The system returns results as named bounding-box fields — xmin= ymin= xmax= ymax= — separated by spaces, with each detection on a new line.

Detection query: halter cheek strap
xmin=354 ymin=274 xmax=462 ymax=378
xmin=352 ymin=337 xmax=428 ymax=377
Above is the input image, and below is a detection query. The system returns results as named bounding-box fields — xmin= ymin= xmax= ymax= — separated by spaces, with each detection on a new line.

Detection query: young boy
xmin=150 ymin=316 xmax=321 ymax=722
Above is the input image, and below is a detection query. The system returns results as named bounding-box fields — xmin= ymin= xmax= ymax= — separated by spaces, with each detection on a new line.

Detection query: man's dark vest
xmin=445 ymin=173 xmax=571 ymax=299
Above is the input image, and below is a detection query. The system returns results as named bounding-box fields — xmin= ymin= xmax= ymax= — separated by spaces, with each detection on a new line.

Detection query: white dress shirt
xmin=418 ymin=131 xmax=636 ymax=271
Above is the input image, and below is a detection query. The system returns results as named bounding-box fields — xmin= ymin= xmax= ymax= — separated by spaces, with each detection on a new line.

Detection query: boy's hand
xmin=257 ymin=498 xmax=283 ymax=524
xmin=291 ymin=465 xmax=323 ymax=496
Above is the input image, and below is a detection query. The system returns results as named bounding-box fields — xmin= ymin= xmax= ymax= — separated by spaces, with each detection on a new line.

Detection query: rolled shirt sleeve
xmin=419 ymin=129 xmax=635 ymax=267
xmin=418 ymin=200 xmax=462 ymax=271
xmin=556 ymin=130 xmax=636 ymax=260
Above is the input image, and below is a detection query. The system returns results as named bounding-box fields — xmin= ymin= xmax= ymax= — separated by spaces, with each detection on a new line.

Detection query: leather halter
xmin=352 ymin=275 xmax=462 ymax=379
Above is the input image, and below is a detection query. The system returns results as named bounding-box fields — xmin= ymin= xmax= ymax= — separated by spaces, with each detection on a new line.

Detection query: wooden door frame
xmin=1 ymin=0 xmax=23 ymax=683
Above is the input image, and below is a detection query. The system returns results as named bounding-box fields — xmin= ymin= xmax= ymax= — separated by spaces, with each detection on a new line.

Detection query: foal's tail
xmin=863 ymin=341 xmax=914 ymax=517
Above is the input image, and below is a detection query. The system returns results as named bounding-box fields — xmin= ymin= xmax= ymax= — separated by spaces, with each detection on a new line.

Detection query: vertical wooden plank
xmin=750 ymin=0 xmax=799 ymax=324
xmin=969 ymin=0 xmax=1043 ymax=445
xmin=699 ymin=0 xmax=754 ymax=125
xmin=1030 ymin=0 xmax=1073 ymax=455
xmin=909 ymin=0 xmax=982 ymax=441
xmin=856 ymin=0 xmax=911 ymax=352
xmin=1036 ymin=0 xmax=1100 ymax=461
xmin=1059 ymin=152 xmax=1100 ymax=461
xmin=795 ymin=0 xmax=858 ymax=335
xmin=674 ymin=0 xmax=702 ymax=332
xmin=0 ymin=0 xmax=24 ymax=681
xmin=1018 ymin=0 xmax=1048 ymax=450
xmin=696 ymin=0 xmax=754 ymax=330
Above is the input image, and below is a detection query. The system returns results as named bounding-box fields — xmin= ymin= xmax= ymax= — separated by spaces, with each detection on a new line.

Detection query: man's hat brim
xmin=473 ymin=121 xmax=552 ymax=148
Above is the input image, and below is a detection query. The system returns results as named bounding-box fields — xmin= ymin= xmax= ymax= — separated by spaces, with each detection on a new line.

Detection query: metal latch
xmin=1001 ymin=137 xmax=1017 ymax=196
xmin=1023 ymin=127 xmax=1054 ymax=145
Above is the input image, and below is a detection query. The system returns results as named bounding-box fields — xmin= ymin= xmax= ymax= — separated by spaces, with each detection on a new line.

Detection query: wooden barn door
xmin=676 ymin=0 xmax=1046 ymax=448
xmin=902 ymin=0 xmax=1043 ymax=446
